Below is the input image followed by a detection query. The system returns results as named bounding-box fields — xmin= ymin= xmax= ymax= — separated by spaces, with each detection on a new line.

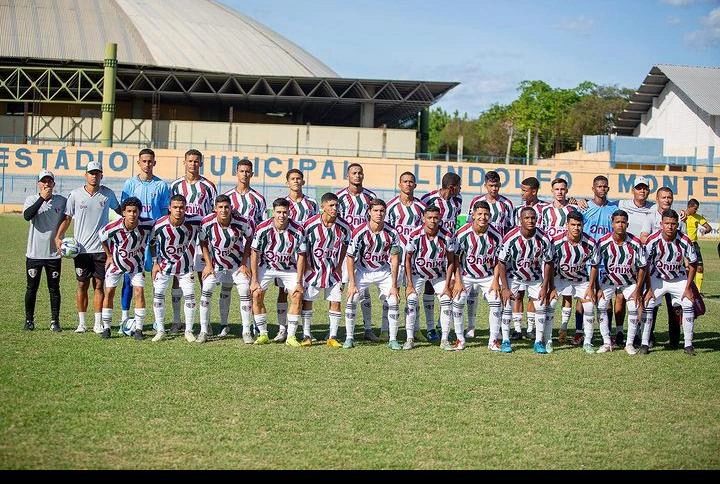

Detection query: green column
xmin=101 ymin=43 xmax=117 ymax=147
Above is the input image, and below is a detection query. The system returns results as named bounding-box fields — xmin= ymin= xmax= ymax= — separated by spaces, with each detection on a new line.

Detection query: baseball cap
xmin=86 ymin=161 xmax=103 ymax=173
xmin=38 ymin=169 xmax=54 ymax=181
xmin=634 ymin=176 xmax=649 ymax=188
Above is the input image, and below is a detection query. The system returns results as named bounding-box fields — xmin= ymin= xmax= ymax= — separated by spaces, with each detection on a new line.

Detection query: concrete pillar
xmin=100 ymin=43 xmax=118 ymax=147
xmin=360 ymin=102 xmax=375 ymax=128
xmin=419 ymin=108 xmax=429 ymax=154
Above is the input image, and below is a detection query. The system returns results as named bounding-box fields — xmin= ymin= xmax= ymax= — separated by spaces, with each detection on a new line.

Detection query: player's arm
xmin=586 ymin=265 xmax=598 ymax=304
xmin=539 ymin=261 xmax=553 ymax=306
xmin=453 ymin=254 xmax=464 ymax=297
xmin=404 ymin=251 xmax=415 ymax=295
xmin=101 ymin=239 xmax=113 ymax=269
xmin=389 ymin=251 xmax=400 ymax=299
xmin=54 ymin=215 xmax=72 ymax=251
xmin=200 ymin=240 xmax=213 ymax=281
xmin=700 ymin=221 xmax=712 ymax=235
xmin=249 ymin=247 xmax=260 ymax=293
xmin=442 ymin=251 xmax=455 ymax=299
xmin=24 ymin=189 xmax=50 ymax=221
xmin=294 ymin=251 xmax=306 ymax=298
xmin=346 ymin=255 xmax=358 ymax=300
xmin=497 ymin=261 xmax=510 ymax=306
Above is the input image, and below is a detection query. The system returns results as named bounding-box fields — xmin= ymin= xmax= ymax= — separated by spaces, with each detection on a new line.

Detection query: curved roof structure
xmin=0 ymin=0 xmax=338 ymax=77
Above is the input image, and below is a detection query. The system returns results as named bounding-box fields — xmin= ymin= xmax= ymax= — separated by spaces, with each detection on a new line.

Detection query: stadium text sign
xmin=1 ymin=144 xmax=718 ymax=201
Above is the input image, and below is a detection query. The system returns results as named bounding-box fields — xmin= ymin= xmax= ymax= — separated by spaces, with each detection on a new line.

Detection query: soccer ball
xmin=120 ymin=318 xmax=135 ymax=336
xmin=60 ymin=237 xmax=80 ymax=258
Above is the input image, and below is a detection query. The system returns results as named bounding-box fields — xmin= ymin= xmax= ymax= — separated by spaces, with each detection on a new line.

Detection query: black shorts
xmin=692 ymin=242 xmax=703 ymax=266
xmin=74 ymin=253 xmax=107 ymax=282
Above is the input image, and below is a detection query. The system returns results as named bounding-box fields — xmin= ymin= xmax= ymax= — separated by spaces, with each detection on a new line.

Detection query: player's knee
xmin=680 ymin=298 xmax=693 ymax=310
xmin=454 ymin=291 xmax=468 ymax=305
xmin=597 ymin=297 xmax=608 ymax=311
xmin=548 ymin=297 xmax=558 ymax=310
xmin=626 ymin=299 xmax=638 ymax=312
xmin=406 ymin=293 xmax=418 ymax=307
xmin=439 ymin=294 xmax=451 ymax=304
xmin=386 ymin=294 xmax=398 ymax=307
xmin=581 ymin=301 xmax=594 ymax=313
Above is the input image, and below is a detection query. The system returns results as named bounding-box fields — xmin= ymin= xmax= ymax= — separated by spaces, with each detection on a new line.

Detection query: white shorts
xmin=202 ymin=269 xmax=250 ymax=292
xmin=258 ymin=266 xmax=298 ymax=292
xmin=411 ymin=274 xmax=447 ymax=297
xmin=599 ymin=282 xmax=638 ymax=302
xmin=154 ymin=272 xmax=195 ymax=295
xmin=556 ymin=279 xmax=592 ymax=299
xmin=105 ymin=271 xmax=145 ymax=289
xmin=304 ymin=283 xmax=342 ymax=303
xmin=649 ymin=277 xmax=689 ymax=307
xmin=341 ymin=255 xmax=350 ymax=284
xmin=462 ymin=275 xmax=498 ymax=302
xmin=508 ymin=278 xmax=542 ymax=300
xmin=354 ymin=268 xmax=394 ymax=299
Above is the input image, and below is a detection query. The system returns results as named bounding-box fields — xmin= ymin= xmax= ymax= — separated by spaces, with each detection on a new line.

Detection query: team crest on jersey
xmin=76 ymin=268 xmax=84 ymax=277
xmin=100 ymin=200 xmax=106 ymax=208
xmin=28 ymin=269 xmax=37 ymax=278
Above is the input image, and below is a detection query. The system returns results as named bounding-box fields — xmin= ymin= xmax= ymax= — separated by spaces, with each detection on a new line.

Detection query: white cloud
xmin=556 ymin=15 xmax=594 ymax=32
xmin=662 ymin=0 xmax=697 ymax=6
xmin=685 ymin=6 xmax=720 ymax=48
xmin=667 ymin=15 xmax=683 ymax=24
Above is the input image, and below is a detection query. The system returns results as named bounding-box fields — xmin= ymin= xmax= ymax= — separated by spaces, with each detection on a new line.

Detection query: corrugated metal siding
xmin=657 ymin=64 xmax=720 ymax=116
xmin=1 ymin=0 xmax=338 ymax=77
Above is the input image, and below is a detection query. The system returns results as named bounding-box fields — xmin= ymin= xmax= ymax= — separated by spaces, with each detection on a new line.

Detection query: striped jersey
xmin=171 ymin=176 xmax=217 ymax=218
xmin=199 ymin=212 xmax=254 ymax=272
xmin=551 ymin=233 xmax=599 ymax=283
xmin=335 ymin=187 xmax=377 ymax=229
xmin=455 ymin=223 xmax=503 ymax=279
xmin=406 ymin=226 xmax=457 ymax=279
xmin=467 ymin=194 xmax=514 ymax=235
xmin=99 ymin=217 xmax=154 ymax=274
xmin=151 ymin=215 xmax=202 ymax=275
xmin=385 ymin=195 xmax=427 ymax=259
xmin=645 ymin=230 xmax=698 ymax=281
xmin=286 ymin=195 xmax=319 ymax=224
xmin=540 ymin=203 xmax=578 ymax=240
xmin=303 ymin=214 xmax=352 ymax=288
xmin=498 ymin=227 xmax=554 ymax=283
xmin=223 ymin=187 xmax=267 ymax=228
xmin=421 ymin=189 xmax=463 ymax=233
xmin=597 ymin=232 xmax=647 ymax=286
xmin=514 ymin=200 xmax=548 ymax=227
xmin=251 ymin=219 xmax=305 ymax=271
xmin=347 ymin=222 xmax=400 ymax=272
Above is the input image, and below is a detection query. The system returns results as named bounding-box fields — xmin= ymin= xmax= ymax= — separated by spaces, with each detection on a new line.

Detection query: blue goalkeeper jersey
xmin=121 ymin=176 xmax=171 ymax=221
xmin=581 ymin=199 xmax=618 ymax=240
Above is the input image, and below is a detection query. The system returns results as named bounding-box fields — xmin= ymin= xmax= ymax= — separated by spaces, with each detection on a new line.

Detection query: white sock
xmin=440 ymin=299 xmax=452 ymax=341
xmin=219 ymin=285 xmax=231 ymax=326
xmin=94 ymin=312 xmax=102 ymax=327
xmin=641 ymin=304 xmax=655 ymax=346
xmin=527 ymin=311 xmax=536 ymax=333
xmin=255 ymin=313 xmax=268 ymax=335
xmin=360 ymin=289 xmax=372 ymax=330
xmin=501 ymin=304 xmax=512 ymax=341
xmin=171 ymin=288 xmax=182 ymax=324
xmin=200 ymin=288 xmax=212 ymax=334
xmin=423 ymin=294 xmax=435 ymax=331
xmin=381 ymin=300 xmax=389 ymax=333
xmin=329 ymin=310 xmax=341 ymax=339
xmin=388 ymin=301 xmax=399 ymax=341
xmin=405 ymin=296 xmax=418 ymax=340
xmin=534 ymin=307 xmax=546 ymax=343
xmin=512 ymin=312 xmax=522 ymax=333
xmin=582 ymin=302 xmax=595 ymax=345
xmin=240 ymin=293 xmax=252 ymax=335
xmin=134 ymin=308 xmax=145 ymax=332
xmin=101 ymin=308 xmax=112 ymax=329
xmin=561 ymin=307 xmax=571 ymax=330
xmin=287 ymin=313 xmax=299 ymax=337
xmin=452 ymin=301 xmax=465 ymax=343
xmin=301 ymin=310 xmax=312 ymax=338
xmin=184 ymin=295 xmax=195 ymax=333
xmin=489 ymin=300 xmax=501 ymax=342
xmin=121 ymin=309 xmax=129 ymax=321
xmin=466 ymin=290 xmax=478 ymax=331
xmin=276 ymin=302 xmax=288 ymax=330
xmin=598 ymin=303 xmax=611 ymax=345
xmin=345 ymin=300 xmax=357 ymax=340
xmin=78 ymin=311 xmax=86 ymax=327
xmin=682 ymin=307 xmax=694 ymax=348
xmin=152 ymin=292 xmax=165 ymax=332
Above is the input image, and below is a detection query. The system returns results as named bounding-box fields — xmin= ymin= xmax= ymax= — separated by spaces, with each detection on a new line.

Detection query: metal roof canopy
xmin=614 ymin=64 xmax=720 ymax=135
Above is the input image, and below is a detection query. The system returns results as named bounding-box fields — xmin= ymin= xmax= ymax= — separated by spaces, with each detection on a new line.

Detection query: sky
xmin=222 ymin=0 xmax=720 ymax=117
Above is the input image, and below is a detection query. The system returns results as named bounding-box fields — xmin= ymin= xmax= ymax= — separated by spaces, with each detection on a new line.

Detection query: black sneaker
xmin=101 ymin=328 xmax=111 ymax=339
xmin=639 ymin=344 xmax=650 ymax=355
xmin=510 ymin=330 xmax=522 ymax=341
xmin=684 ymin=345 xmax=696 ymax=356
xmin=133 ymin=330 xmax=143 ymax=341
xmin=50 ymin=321 xmax=61 ymax=332
xmin=24 ymin=321 xmax=35 ymax=331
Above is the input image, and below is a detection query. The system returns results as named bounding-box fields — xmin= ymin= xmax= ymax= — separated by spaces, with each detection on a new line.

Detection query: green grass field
xmin=1 ymin=213 xmax=719 ymax=469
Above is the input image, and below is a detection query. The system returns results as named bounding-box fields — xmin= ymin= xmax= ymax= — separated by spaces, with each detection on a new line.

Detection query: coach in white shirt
xmin=618 ymin=176 xmax=654 ymax=236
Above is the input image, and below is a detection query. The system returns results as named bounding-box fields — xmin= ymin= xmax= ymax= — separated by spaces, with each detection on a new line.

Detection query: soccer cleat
xmin=273 ymin=329 xmax=287 ymax=343
xmin=241 ymin=332 xmax=254 ymax=344
xmin=133 ymin=330 xmax=144 ymax=341
xmin=525 ymin=327 xmax=535 ymax=340
xmin=558 ymin=329 xmax=567 ymax=345
xmin=74 ymin=323 xmax=87 ymax=333
xmin=501 ymin=340 xmax=513 ymax=353
xmin=285 ymin=335 xmax=301 ymax=348
xmin=596 ymin=344 xmax=613 ymax=353
xmin=488 ymin=339 xmax=501 ymax=352
xmin=342 ymin=338 xmax=355 ymax=349
xmin=101 ymin=328 xmax=111 ymax=339
xmin=184 ymin=331 xmax=196 ymax=343
xmin=151 ymin=331 xmax=166 ymax=342
xmin=534 ymin=341 xmax=547 ymax=354
xmin=50 ymin=322 xmax=61 ymax=333
xmin=639 ymin=344 xmax=650 ymax=355
xmin=326 ymin=338 xmax=342 ymax=348
xmin=465 ymin=328 xmax=475 ymax=339
xmin=218 ymin=325 xmax=231 ymax=338
xmin=254 ymin=334 xmax=270 ymax=345
xmin=426 ymin=329 xmax=440 ymax=343
xmin=300 ymin=336 xmax=312 ymax=347
xmin=388 ymin=340 xmax=402 ymax=351
xmin=169 ymin=322 xmax=181 ymax=334
xmin=195 ymin=332 xmax=207 ymax=344
xmin=24 ymin=321 xmax=35 ymax=331
xmin=363 ymin=329 xmax=380 ymax=343
xmin=648 ymin=334 xmax=656 ymax=349
xmin=379 ymin=331 xmax=390 ymax=342
xmin=583 ymin=343 xmax=594 ymax=354
xmin=571 ymin=332 xmax=583 ymax=346
xmin=439 ymin=339 xmax=451 ymax=351
xmin=545 ymin=340 xmax=554 ymax=354
xmin=614 ymin=331 xmax=624 ymax=348
xmin=624 ymin=345 xmax=637 ymax=355
xmin=402 ymin=339 xmax=415 ymax=350
xmin=510 ymin=330 xmax=522 ymax=341
xmin=93 ymin=322 xmax=103 ymax=334
xmin=684 ymin=345 xmax=696 ymax=356
xmin=451 ymin=340 xmax=465 ymax=351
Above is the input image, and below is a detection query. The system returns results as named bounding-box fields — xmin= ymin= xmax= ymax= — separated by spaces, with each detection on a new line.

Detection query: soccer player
xmin=299 ymin=193 xmax=352 ymax=348
xmin=540 ymin=178 xmax=577 ymax=240
xmin=420 ymin=172 xmax=462 ymax=342
xmin=642 ymin=210 xmax=698 ymax=356
xmin=336 ymin=163 xmax=379 ymax=342
xmin=250 ymin=199 xmax=305 ymax=346
xmin=55 ymin=162 xmax=120 ymax=334
xmin=344 ymin=199 xmax=401 ymax=349
xmin=495 ymin=206 xmax=554 ymax=354
xmin=224 ymin=158 xmax=267 ymax=335
xmin=198 ymin=195 xmax=254 ymax=343
xmin=170 ymin=149 xmax=218 ymax=334
xmin=404 ymin=206 xmax=457 ymax=350
xmin=275 ymin=169 xmax=319 ymax=343
xmin=685 ymin=199 xmax=711 ymax=292
xmin=464 ymin=170 xmax=513 ymax=338
xmin=149 ymin=195 xmax=202 ymax=342
xmin=384 ymin=172 xmax=427 ymax=340
xmin=453 ymin=201 xmax=503 ymax=351
xmin=596 ymin=210 xmax=646 ymax=355
xmin=23 ymin=170 xmax=66 ymax=332
xmin=120 ymin=148 xmax=171 ymax=328
xmin=550 ymin=211 xmax=599 ymax=354
xmin=99 ymin=197 xmax=154 ymax=340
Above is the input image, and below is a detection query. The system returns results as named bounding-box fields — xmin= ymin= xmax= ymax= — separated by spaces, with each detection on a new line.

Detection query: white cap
xmin=634 ymin=175 xmax=649 ymax=188
xmin=86 ymin=161 xmax=103 ymax=173
xmin=38 ymin=169 xmax=54 ymax=181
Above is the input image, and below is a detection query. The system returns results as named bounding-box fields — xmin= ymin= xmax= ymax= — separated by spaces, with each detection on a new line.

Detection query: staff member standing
xmin=23 ymin=170 xmax=67 ymax=332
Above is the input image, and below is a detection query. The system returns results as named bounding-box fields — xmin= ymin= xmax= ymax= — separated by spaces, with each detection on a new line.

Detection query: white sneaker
xmin=273 ymin=329 xmax=287 ymax=343
xmin=218 ymin=325 xmax=230 ymax=338
xmin=93 ymin=322 xmax=103 ymax=334
xmin=152 ymin=331 xmax=166 ymax=342
xmin=185 ymin=331 xmax=196 ymax=343
xmin=196 ymin=332 xmax=208 ymax=343
xmin=545 ymin=340 xmax=554 ymax=354
xmin=625 ymin=345 xmax=637 ymax=355
xmin=242 ymin=332 xmax=254 ymax=344
xmin=169 ymin=322 xmax=181 ymax=334
xmin=597 ymin=344 xmax=613 ymax=353
xmin=465 ymin=328 xmax=475 ymax=339
xmin=74 ymin=323 xmax=87 ymax=333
